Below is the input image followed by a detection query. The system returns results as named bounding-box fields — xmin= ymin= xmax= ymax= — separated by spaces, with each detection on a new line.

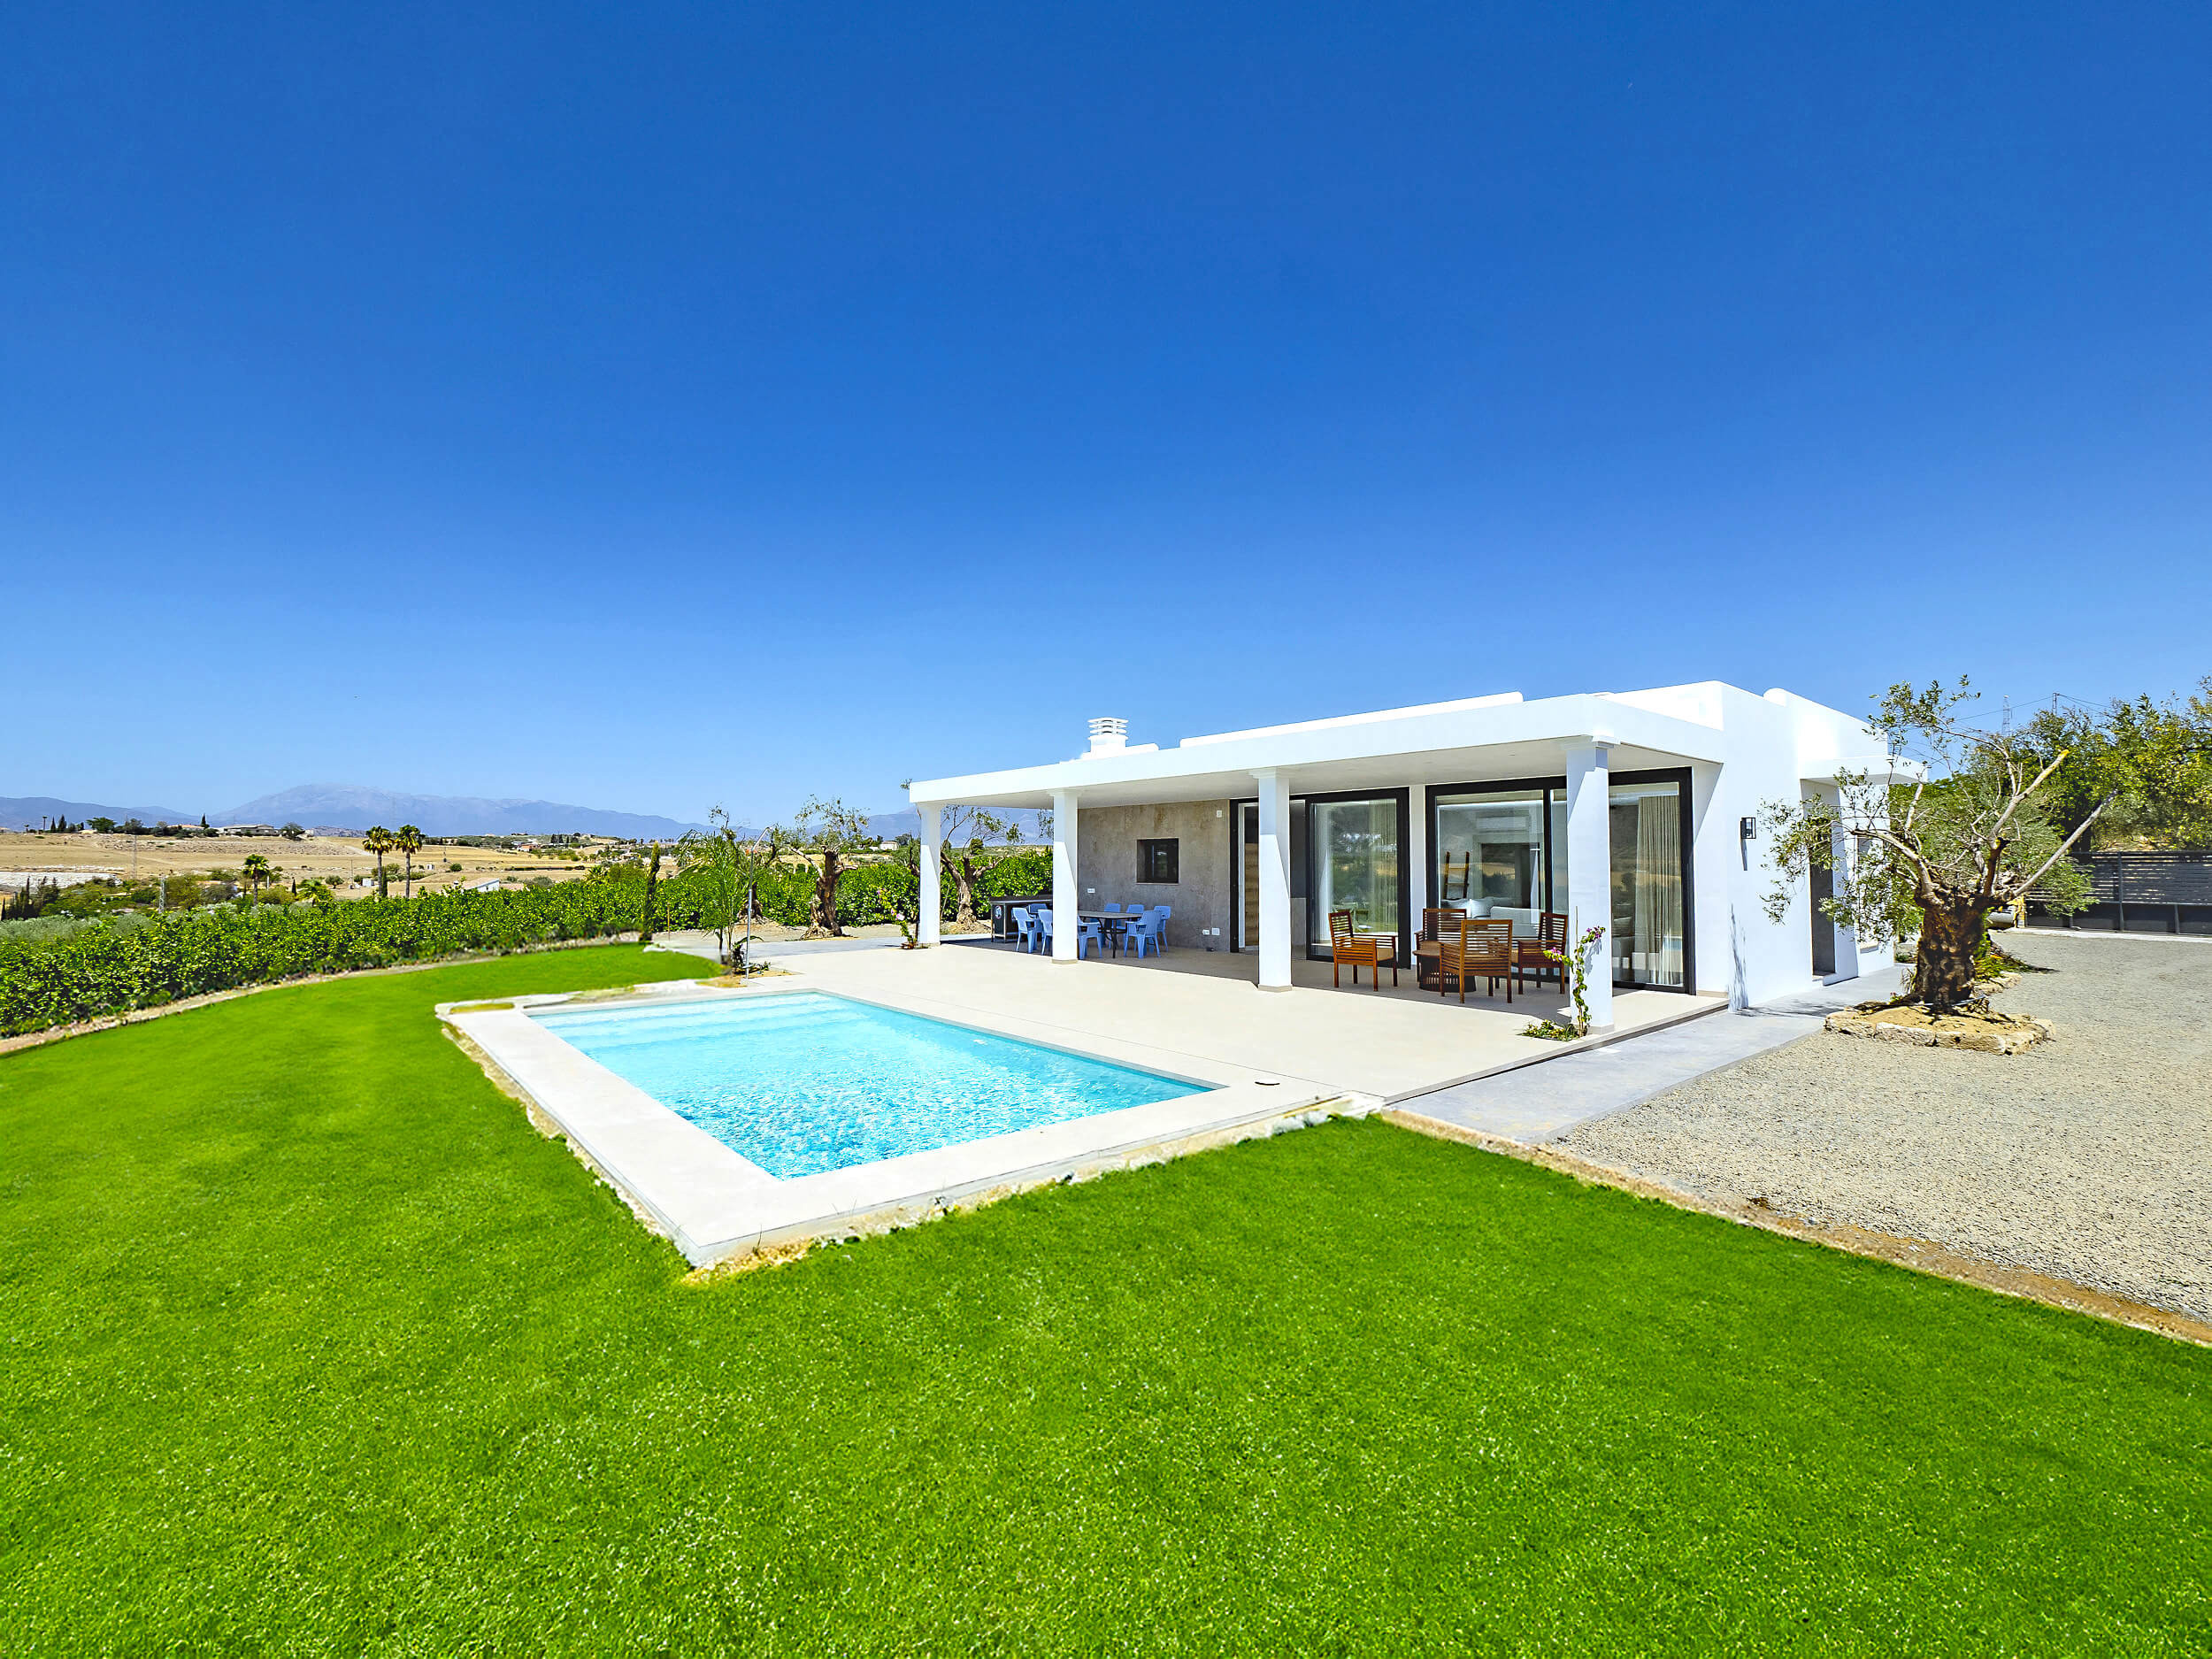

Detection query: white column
xmin=1050 ymin=788 xmax=1079 ymax=963
xmin=917 ymin=803 xmax=942 ymax=947
xmin=1563 ymin=742 xmax=1615 ymax=1031
xmin=1255 ymin=769 xmax=1293 ymax=990
xmin=1402 ymin=782 xmax=1427 ymax=936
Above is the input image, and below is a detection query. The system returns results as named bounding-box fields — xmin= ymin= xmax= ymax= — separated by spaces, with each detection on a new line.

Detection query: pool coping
xmin=441 ymin=980 xmax=1343 ymax=1265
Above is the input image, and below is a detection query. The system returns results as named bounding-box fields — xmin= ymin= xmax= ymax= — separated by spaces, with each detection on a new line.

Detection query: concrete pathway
xmin=1399 ymin=965 xmax=1904 ymax=1143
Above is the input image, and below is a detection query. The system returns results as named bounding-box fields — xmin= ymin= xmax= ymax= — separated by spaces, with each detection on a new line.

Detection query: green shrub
xmin=0 ymin=880 xmax=661 ymax=1035
xmin=0 ymin=845 xmax=1068 ymax=1034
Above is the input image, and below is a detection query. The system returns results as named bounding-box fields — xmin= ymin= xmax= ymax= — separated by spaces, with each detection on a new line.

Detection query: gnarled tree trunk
xmin=952 ymin=853 xmax=979 ymax=927
xmin=808 ymin=850 xmax=844 ymax=938
xmin=1914 ymin=898 xmax=1991 ymax=1015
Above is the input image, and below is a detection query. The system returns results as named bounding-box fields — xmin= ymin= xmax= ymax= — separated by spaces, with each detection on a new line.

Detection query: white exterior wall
xmin=1705 ymin=686 xmax=1814 ymax=1006
xmin=1678 ymin=684 xmax=1898 ymax=1006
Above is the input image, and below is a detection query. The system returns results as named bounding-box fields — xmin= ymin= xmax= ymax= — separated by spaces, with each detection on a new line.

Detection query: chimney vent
xmin=1087 ymin=717 xmax=1129 ymax=756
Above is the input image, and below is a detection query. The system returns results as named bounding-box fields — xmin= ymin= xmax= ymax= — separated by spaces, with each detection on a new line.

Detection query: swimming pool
xmin=531 ymin=992 xmax=1210 ymax=1179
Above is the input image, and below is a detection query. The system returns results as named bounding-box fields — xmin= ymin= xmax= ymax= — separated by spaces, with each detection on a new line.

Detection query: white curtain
xmin=1633 ymin=794 xmax=1683 ymax=986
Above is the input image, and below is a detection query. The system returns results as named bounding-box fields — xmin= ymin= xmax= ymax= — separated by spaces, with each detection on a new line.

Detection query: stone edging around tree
xmin=1824 ymin=1003 xmax=2052 ymax=1055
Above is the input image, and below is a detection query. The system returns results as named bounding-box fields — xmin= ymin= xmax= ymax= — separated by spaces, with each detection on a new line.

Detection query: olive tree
xmin=638 ymin=841 xmax=664 ymax=945
xmin=938 ymin=803 xmax=1025 ymax=928
xmin=786 ymin=796 xmax=876 ymax=938
xmin=678 ymin=809 xmax=787 ymax=968
xmin=1760 ymin=679 xmax=2101 ymax=1015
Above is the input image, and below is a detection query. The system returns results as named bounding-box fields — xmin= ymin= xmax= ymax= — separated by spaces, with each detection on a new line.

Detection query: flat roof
xmin=909 ymin=686 xmax=1761 ymax=810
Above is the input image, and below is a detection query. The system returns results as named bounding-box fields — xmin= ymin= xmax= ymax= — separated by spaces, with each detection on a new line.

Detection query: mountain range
xmin=0 ymin=795 xmax=202 ymax=832
xmin=2 ymin=786 xmax=711 ymax=840
xmin=4 ymin=789 xmax=1048 ymax=842
xmin=214 ymin=786 xmax=714 ymax=840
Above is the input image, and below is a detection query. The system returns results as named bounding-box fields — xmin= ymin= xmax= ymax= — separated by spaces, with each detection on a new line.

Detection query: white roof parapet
xmin=1179 ymin=691 xmax=1522 ymax=747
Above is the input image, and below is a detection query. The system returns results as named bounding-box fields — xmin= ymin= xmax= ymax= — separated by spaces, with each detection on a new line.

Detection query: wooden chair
xmin=1417 ymin=908 xmax=1458 ymax=991
xmin=1435 ymin=915 xmax=1514 ymax=1003
xmin=1327 ymin=908 xmax=1399 ymax=989
xmin=1516 ymin=910 xmax=1570 ymax=993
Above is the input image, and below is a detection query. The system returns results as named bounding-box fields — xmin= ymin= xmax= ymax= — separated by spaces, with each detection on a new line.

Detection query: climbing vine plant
xmin=1523 ymin=923 xmax=1608 ymax=1041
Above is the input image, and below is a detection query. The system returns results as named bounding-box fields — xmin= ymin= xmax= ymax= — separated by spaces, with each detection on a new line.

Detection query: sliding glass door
xmin=1609 ymin=778 xmax=1686 ymax=988
xmin=1307 ymin=793 xmax=1402 ymax=956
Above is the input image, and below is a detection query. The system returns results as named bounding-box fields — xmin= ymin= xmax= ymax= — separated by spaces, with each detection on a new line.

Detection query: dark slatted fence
xmin=2026 ymin=850 xmax=2212 ymax=934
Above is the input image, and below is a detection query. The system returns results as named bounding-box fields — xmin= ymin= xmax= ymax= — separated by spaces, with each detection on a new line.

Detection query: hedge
xmin=0 ymin=849 xmax=1059 ymax=1036
xmin=0 ymin=882 xmax=647 ymax=1036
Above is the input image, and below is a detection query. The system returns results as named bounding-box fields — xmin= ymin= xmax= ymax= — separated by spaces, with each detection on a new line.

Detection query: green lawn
xmin=2 ymin=946 xmax=2207 ymax=1654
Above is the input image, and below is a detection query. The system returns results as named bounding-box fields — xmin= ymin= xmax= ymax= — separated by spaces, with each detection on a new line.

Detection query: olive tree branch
xmin=2003 ymin=788 xmax=2119 ymax=901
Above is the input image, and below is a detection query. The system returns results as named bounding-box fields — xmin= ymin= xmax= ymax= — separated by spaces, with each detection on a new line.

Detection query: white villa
xmin=908 ymin=683 xmax=1899 ymax=1029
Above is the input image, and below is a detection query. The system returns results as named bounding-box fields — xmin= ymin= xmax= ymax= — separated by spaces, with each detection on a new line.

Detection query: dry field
xmin=0 ymin=830 xmax=614 ymax=895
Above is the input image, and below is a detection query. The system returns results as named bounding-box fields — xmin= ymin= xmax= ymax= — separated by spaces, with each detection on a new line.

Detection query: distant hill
xmin=7 ymin=788 xmax=1047 ymax=843
xmin=0 ymin=795 xmax=199 ymax=831
xmin=216 ymin=785 xmax=712 ymax=840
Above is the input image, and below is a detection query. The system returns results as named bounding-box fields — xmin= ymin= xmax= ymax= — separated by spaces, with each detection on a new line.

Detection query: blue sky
xmin=5 ymin=3 xmax=2208 ymax=825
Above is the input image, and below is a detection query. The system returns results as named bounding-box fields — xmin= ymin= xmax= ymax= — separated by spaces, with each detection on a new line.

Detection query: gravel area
xmin=1560 ymin=932 xmax=2212 ymax=1321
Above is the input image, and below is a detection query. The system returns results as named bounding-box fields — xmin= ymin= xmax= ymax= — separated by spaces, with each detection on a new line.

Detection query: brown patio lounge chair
xmin=1327 ymin=908 xmax=1399 ymax=988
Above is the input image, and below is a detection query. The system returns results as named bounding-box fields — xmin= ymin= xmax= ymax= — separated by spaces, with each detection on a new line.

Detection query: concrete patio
xmin=752 ymin=935 xmax=1718 ymax=1104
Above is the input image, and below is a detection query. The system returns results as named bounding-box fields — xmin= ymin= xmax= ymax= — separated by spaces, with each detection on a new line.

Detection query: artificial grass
xmin=1 ymin=946 xmax=2207 ymax=1655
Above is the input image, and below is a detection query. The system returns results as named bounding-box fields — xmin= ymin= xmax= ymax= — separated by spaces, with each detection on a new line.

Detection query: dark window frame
xmin=1137 ymin=838 xmax=1180 ymax=884
xmin=1297 ymin=787 xmax=1412 ymax=964
xmin=1604 ymin=766 xmax=1696 ymax=995
xmin=1421 ymin=768 xmax=1696 ymax=995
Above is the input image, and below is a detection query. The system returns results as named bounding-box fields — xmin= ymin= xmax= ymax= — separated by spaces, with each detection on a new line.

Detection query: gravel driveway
xmin=1560 ymin=932 xmax=2212 ymax=1321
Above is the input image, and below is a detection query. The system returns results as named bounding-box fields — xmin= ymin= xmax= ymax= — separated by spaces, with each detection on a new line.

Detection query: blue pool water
xmin=532 ymin=993 xmax=1207 ymax=1179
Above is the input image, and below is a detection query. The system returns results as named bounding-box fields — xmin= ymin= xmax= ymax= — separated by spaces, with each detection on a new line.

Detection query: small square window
xmin=1138 ymin=838 xmax=1179 ymax=884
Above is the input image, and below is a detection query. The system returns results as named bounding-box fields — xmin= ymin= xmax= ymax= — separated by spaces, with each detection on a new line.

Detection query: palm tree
xmin=395 ymin=825 xmax=424 ymax=898
xmin=240 ymin=853 xmax=272 ymax=895
xmin=363 ymin=826 xmax=396 ymax=898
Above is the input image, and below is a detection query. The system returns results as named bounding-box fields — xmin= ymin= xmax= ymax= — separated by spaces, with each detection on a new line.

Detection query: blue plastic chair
xmin=1149 ymin=904 xmax=1171 ymax=950
xmin=1013 ymin=906 xmax=1041 ymax=953
xmin=1102 ymin=902 xmax=1123 ymax=914
xmin=1123 ymin=909 xmax=1164 ymax=959
xmin=1076 ymin=916 xmax=1106 ymax=959
xmin=1034 ymin=908 xmax=1054 ymax=953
